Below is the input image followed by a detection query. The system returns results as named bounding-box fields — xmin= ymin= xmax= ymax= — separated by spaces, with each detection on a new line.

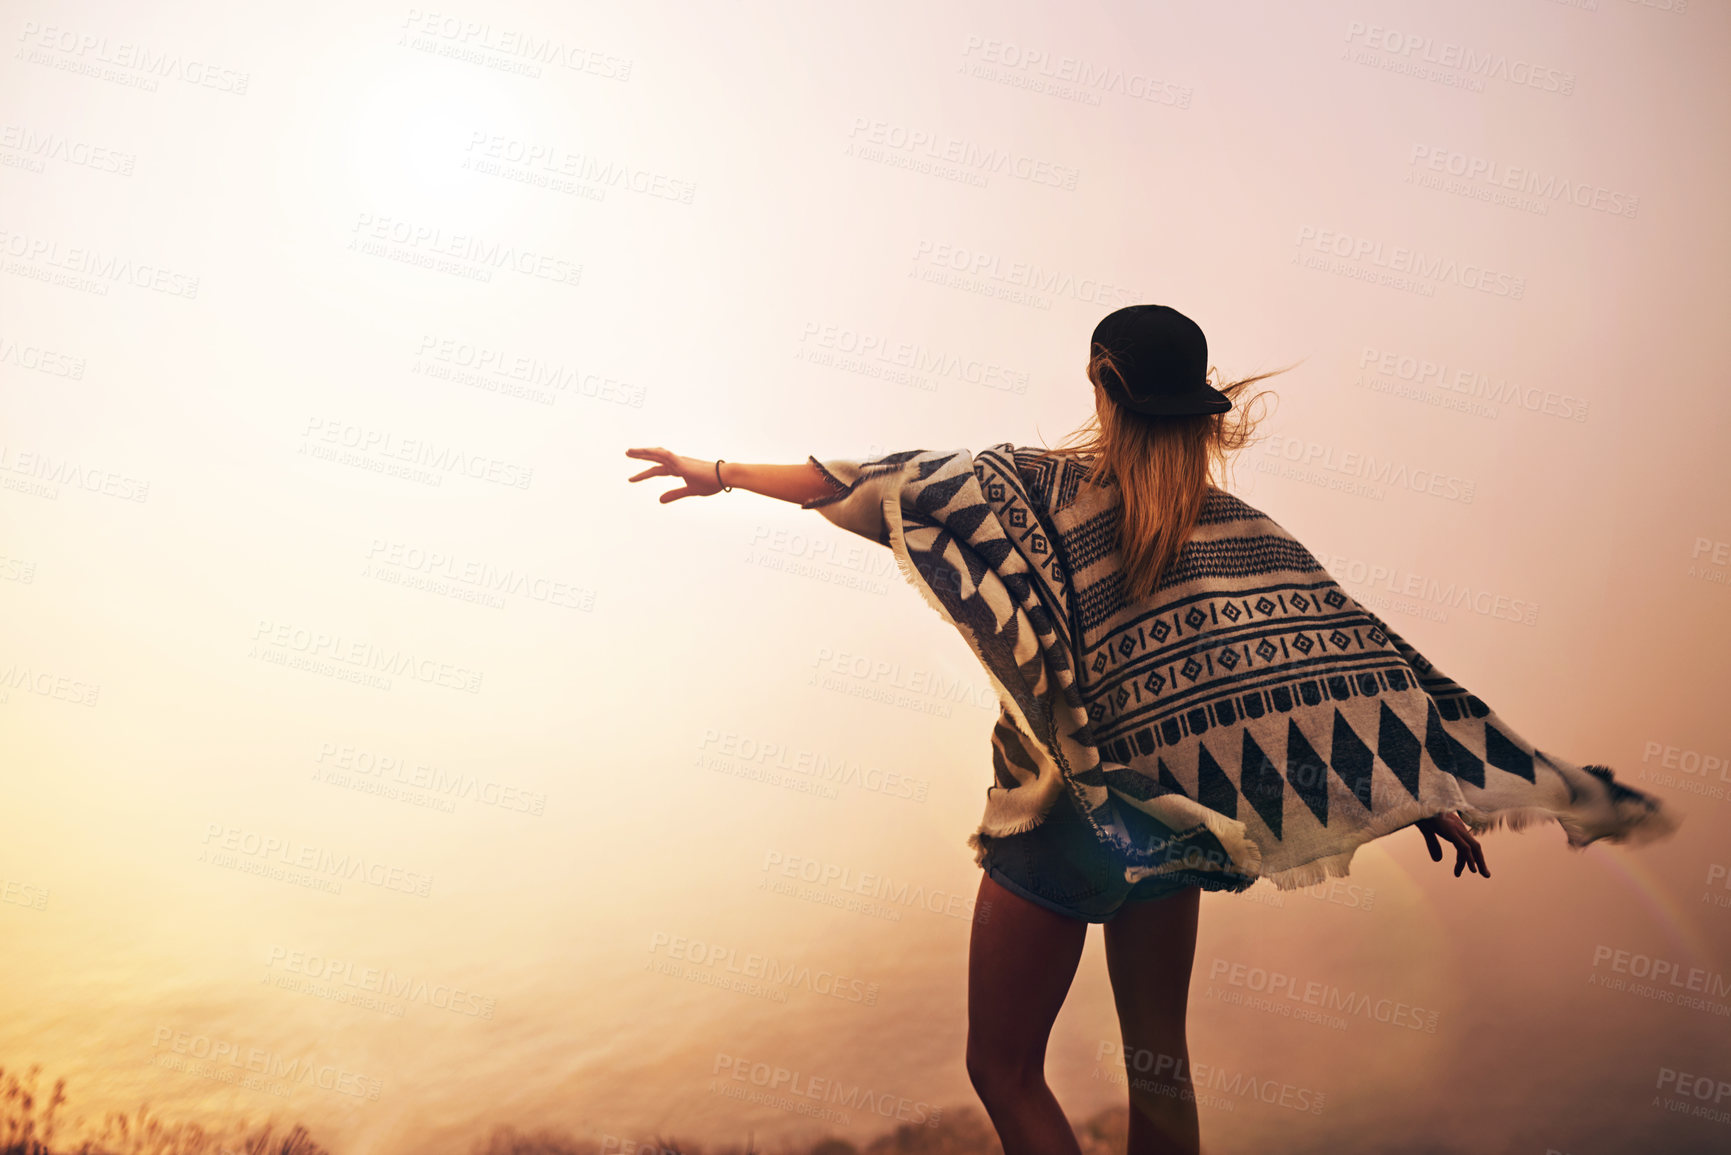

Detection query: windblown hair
xmin=1027 ymin=346 xmax=1300 ymax=604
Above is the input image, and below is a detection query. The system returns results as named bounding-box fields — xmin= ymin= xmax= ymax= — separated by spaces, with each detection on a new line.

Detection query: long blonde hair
xmin=1028 ymin=347 xmax=1299 ymax=603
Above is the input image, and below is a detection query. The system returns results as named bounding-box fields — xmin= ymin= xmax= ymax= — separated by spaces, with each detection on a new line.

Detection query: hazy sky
xmin=3 ymin=2 xmax=1729 ymax=1153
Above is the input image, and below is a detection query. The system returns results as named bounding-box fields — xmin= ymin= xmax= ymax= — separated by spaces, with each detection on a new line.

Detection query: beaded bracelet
xmin=714 ymin=459 xmax=732 ymax=492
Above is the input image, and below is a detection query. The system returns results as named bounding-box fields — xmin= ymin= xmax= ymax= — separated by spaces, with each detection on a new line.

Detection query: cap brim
xmin=1123 ymin=391 xmax=1233 ymax=417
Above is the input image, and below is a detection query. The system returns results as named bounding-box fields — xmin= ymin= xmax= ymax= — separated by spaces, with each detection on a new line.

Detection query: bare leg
xmin=966 ymin=872 xmax=1088 ymax=1155
xmin=1103 ymin=886 xmax=1202 ymax=1155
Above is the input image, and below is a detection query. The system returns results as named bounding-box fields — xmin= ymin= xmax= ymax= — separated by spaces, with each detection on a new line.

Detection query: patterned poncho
xmin=801 ymin=444 xmax=1680 ymax=893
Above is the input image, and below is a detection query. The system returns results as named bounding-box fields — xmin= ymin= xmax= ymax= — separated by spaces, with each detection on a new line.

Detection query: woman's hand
xmin=1414 ymin=812 xmax=1490 ymax=878
xmin=626 ymin=447 xmax=723 ymax=502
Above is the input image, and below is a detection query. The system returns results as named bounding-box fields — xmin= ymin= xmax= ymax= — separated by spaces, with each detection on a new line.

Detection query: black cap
xmin=1090 ymin=304 xmax=1231 ymax=416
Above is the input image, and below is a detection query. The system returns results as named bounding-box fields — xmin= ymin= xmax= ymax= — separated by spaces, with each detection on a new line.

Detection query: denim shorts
xmin=979 ymin=789 xmax=1196 ymax=923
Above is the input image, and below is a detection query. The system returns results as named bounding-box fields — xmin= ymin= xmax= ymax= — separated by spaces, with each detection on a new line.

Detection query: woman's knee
xmin=964 ymin=1038 xmax=1043 ymax=1100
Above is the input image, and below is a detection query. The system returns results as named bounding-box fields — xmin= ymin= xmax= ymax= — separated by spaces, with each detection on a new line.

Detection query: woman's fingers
xmin=1416 ymin=813 xmax=1490 ymax=880
xmin=1437 ymin=814 xmax=1469 ymax=876
xmin=626 ymin=447 xmax=721 ymax=503
xmin=626 ymin=447 xmax=698 ymax=495
xmin=1449 ymin=830 xmax=1489 ymax=878
xmin=625 ymin=446 xmax=676 ymax=481
xmin=1444 ymin=814 xmax=1490 ymax=878
xmin=1466 ymin=831 xmax=1490 ymax=878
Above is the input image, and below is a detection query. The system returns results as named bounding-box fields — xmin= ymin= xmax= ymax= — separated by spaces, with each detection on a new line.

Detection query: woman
xmin=625 ymin=305 xmax=1677 ymax=1155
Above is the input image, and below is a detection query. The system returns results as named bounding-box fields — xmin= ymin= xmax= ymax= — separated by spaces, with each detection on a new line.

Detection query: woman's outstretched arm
xmin=625 ymin=447 xmax=835 ymax=506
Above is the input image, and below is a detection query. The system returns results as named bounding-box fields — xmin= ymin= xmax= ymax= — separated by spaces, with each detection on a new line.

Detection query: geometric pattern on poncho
xmin=802 ymin=443 xmax=1679 ymax=892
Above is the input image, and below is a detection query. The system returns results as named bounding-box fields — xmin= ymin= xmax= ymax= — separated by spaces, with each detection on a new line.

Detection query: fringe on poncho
xmin=800 ymin=444 xmax=1680 ymax=893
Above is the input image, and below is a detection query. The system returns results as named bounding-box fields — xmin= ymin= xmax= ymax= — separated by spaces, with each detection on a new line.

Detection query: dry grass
xmin=4 ymin=1064 xmax=1132 ymax=1155
xmin=1 ymin=1065 xmax=328 ymax=1155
